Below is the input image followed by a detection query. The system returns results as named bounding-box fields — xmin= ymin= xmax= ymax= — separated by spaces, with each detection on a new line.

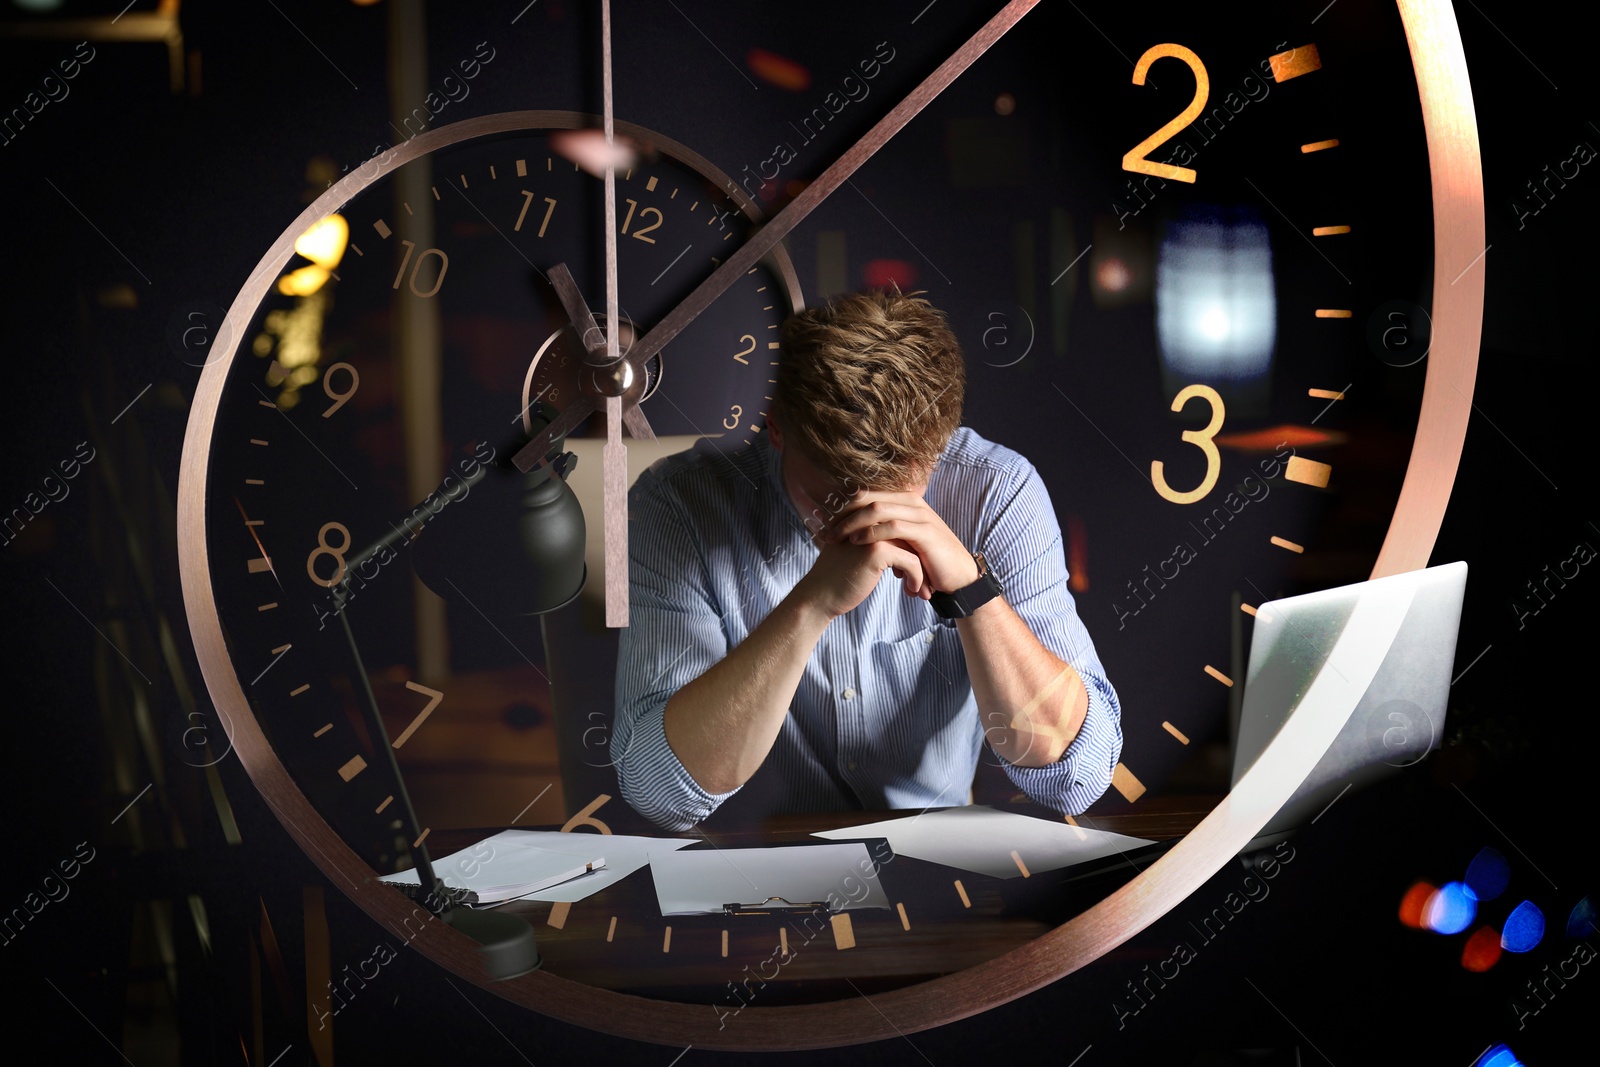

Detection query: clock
xmin=178 ymin=0 xmax=1481 ymax=1050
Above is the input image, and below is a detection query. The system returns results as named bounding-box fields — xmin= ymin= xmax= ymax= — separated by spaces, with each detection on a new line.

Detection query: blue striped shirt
xmin=612 ymin=427 xmax=1122 ymax=831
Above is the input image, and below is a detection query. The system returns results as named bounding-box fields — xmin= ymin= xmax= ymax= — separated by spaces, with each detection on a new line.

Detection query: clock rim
xmin=176 ymin=0 xmax=1484 ymax=1047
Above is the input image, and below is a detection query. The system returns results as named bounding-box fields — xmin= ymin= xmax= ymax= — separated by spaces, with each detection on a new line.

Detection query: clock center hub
xmin=520 ymin=314 xmax=661 ymax=435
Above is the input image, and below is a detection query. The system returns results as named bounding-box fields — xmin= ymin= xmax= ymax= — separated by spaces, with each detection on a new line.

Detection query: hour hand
xmin=543 ymin=262 xmax=656 ymax=440
xmin=547 ymin=262 xmax=613 ymax=368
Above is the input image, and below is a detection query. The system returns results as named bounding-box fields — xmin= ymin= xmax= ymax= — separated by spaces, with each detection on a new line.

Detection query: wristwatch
xmin=930 ymin=552 xmax=1004 ymax=619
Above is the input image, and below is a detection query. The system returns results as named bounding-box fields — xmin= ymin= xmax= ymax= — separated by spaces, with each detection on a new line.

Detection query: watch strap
xmin=930 ymin=552 xmax=1003 ymax=619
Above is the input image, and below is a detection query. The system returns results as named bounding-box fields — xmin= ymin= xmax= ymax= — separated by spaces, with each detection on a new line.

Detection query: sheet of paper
xmin=384 ymin=830 xmax=695 ymax=904
xmin=811 ymin=806 xmax=1154 ymax=880
xmin=648 ymin=842 xmax=890 ymax=917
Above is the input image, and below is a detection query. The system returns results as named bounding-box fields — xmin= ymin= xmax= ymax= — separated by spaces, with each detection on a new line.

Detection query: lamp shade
xmin=411 ymin=438 xmax=587 ymax=618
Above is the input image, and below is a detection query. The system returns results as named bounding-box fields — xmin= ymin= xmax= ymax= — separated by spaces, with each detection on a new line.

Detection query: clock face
xmin=179 ymin=0 xmax=1480 ymax=1049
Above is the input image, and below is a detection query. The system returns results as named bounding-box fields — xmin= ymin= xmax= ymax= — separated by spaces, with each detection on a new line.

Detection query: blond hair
xmin=773 ymin=289 xmax=965 ymax=491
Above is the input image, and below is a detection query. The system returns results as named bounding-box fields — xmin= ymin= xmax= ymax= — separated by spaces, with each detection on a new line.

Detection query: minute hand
xmin=512 ymin=0 xmax=1039 ymax=474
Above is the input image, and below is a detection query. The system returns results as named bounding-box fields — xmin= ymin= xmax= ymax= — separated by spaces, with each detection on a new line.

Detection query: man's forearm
xmin=661 ymin=590 xmax=833 ymax=794
xmin=957 ymin=596 xmax=1089 ymax=767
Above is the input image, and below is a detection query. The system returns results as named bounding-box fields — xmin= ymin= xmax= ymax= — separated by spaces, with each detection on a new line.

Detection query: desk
xmin=429 ymin=797 xmax=1213 ymax=1006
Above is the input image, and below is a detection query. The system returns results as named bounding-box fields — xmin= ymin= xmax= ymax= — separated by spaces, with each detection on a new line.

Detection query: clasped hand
xmin=796 ymin=489 xmax=980 ymax=620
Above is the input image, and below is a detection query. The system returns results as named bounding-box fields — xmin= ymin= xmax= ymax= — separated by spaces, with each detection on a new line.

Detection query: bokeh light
xmin=1096 ymin=257 xmax=1131 ymax=292
xmin=1501 ymin=901 xmax=1545 ymax=953
xmin=994 ymin=92 xmax=1016 ymax=116
xmin=863 ymin=259 xmax=917 ymax=291
xmin=1567 ymin=895 xmax=1597 ymax=938
xmin=746 ymin=48 xmax=810 ymax=91
xmin=1470 ymin=1044 xmax=1523 ymax=1067
xmin=1424 ymin=881 xmax=1477 ymax=935
xmin=1461 ymin=925 xmax=1502 ymax=972
xmin=1398 ymin=880 xmax=1435 ymax=928
xmin=1464 ymin=846 xmax=1509 ymax=901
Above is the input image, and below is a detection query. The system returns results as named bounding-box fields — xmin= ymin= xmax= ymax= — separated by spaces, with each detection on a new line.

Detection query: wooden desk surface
xmin=429 ymin=797 xmax=1214 ymax=1005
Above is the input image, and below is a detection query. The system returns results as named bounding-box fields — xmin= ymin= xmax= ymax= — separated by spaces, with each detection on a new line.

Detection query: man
xmin=613 ymin=289 xmax=1121 ymax=831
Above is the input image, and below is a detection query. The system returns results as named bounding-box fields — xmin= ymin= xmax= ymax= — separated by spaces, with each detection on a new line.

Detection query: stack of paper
xmin=812 ymin=805 xmax=1153 ymax=879
xmin=382 ymin=830 xmax=695 ymax=906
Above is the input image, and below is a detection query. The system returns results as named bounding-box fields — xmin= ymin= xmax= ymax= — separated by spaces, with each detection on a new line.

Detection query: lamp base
xmin=445 ymin=907 xmax=542 ymax=980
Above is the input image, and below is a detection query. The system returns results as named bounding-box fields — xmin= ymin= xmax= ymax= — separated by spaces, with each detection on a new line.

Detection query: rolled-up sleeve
xmin=612 ymin=472 xmax=741 ymax=830
xmin=978 ymin=462 xmax=1123 ymax=814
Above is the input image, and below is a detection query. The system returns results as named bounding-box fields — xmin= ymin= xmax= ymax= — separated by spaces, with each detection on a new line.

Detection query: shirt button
xmin=925 ymin=630 xmax=935 ymax=644
xmin=842 ymin=687 xmax=855 ymax=700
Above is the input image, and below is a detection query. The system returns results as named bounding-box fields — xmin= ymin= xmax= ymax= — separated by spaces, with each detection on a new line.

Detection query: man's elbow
xmin=614 ymin=748 xmax=714 ymax=833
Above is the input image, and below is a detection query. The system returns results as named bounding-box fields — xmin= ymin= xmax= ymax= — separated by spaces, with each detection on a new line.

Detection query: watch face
xmin=179 ymin=0 xmax=1480 ymax=1049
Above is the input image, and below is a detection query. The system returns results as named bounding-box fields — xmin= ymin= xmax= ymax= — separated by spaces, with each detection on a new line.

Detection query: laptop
xmin=1231 ymin=560 xmax=1468 ymax=840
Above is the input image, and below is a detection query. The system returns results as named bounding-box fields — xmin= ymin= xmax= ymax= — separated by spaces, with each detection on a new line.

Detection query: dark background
xmin=0 ymin=1 xmax=1593 ymax=1063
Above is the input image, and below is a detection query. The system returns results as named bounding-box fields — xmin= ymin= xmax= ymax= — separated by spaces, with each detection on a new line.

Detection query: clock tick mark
xmin=460 ymin=173 xmax=469 ymax=188
xmin=1286 ymin=456 xmax=1332 ymax=488
xmin=1269 ymin=44 xmax=1322 ymax=82
xmin=251 ymin=645 xmax=293 ymax=685
xmin=338 ymin=755 xmax=366 ymax=781
xmin=549 ymin=902 xmax=571 ymax=929
xmin=375 ymin=795 xmax=393 ymax=814
xmin=897 ymin=903 xmax=910 ymax=930
xmin=1241 ymin=603 xmax=1258 ymax=616
xmin=412 ymin=828 xmax=430 ymax=847
xmin=1162 ymin=721 xmax=1190 ymax=744
xmin=290 ymin=683 xmax=310 ymax=697
xmin=1312 ymin=224 xmax=1351 ymax=236
xmin=258 ymin=602 xmax=278 ymax=612
xmin=314 ymin=723 xmax=332 ymax=738
xmin=1314 ymin=309 xmax=1352 ymax=318
xmin=1302 ymin=138 xmax=1340 ymax=153
xmin=646 ymin=176 xmax=658 ymax=192
xmin=403 ymin=201 xmax=413 ymax=216
xmin=248 ymin=558 xmax=272 ymax=574
xmin=1270 ymin=535 xmax=1305 ymax=553
xmin=1204 ymin=665 xmax=1234 ymax=687
xmin=351 ymin=243 xmax=364 ymax=257
xmin=431 ymin=187 xmax=440 ymax=200
xmin=1308 ymin=388 xmax=1345 ymax=400
xmin=663 ymin=926 xmax=672 ymax=952
xmin=1112 ymin=762 xmax=1147 ymax=802
xmin=373 ymin=219 xmax=391 ymax=239
xmin=953 ymin=880 xmax=971 ymax=908
xmin=606 ymin=916 xmax=618 ymax=942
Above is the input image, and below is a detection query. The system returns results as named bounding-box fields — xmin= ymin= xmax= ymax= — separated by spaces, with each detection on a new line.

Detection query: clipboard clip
xmin=722 ymin=896 xmax=837 ymax=916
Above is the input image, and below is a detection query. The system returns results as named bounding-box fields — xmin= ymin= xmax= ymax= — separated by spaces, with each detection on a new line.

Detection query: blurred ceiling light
xmin=1157 ymin=205 xmax=1274 ymax=382
xmin=550 ymin=129 xmax=639 ymax=179
xmin=1215 ymin=425 xmax=1346 ymax=451
xmin=294 ymin=214 xmax=349 ymax=269
xmin=277 ymin=265 xmax=331 ymax=297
